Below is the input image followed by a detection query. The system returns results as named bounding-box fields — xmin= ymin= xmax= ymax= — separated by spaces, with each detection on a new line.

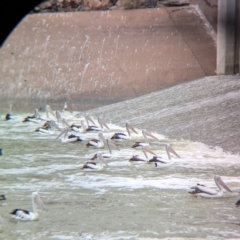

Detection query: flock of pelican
xmin=1 ymin=103 xmax=240 ymax=221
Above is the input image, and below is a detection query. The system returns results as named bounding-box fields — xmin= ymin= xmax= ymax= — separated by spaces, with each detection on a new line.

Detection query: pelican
xmin=23 ymin=109 xmax=41 ymax=123
xmin=111 ymin=122 xmax=138 ymax=140
xmin=56 ymin=128 xmax=83 ymax=143
xmin=10 ymin=192 xmax=47 ymax=221
xmin=132 ymin=129 xmax=159 ymax=148
xmin=82 ymin=152 xmax=109 ymax=170
xmin=129 ymin=146 xmax=154 ymax=163
xmin=90 ymin=139 xmax=118 ymax=160
xmin=35 ymin=121 xmax=52 ymax=133
xmin=61 ymin=118 xmax=83 ymax=132
xmin=35 ymin=120 xmax=60 ymax=133
xmin=150 ymin=144 xmax=180 ymax=164
xmin=86 ymin=132 xmax=107 ymax=148
xmin=84 ymin=114 xmax=108 ymax=132
xmin=188 ymin=175 xmax=232 ymax=198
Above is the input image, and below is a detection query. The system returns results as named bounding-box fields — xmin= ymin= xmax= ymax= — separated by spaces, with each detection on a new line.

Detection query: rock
xmin=163 ymin=0 xmax=189 ymax=7
xmin=32 ymin=0 xmax=160 ymax=13
xmin=82 ymin=0 xmax=112 ymax=10
xmin=38 ymin=1 xmax=53 ymax=10
xmin=116 ymin=0 xmax=157 ymax=9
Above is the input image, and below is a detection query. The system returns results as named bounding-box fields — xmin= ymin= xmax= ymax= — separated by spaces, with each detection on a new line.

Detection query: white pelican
xmin=61 ymin=118 xmax=83 ymax=132
xmin=129 ymin=146 xmax=154 ymax=163
xmin=56 ymin=128 xmax=83 ymax=143
xmin=86 ymin=132 xmax=107 ymax=148
xmin=132 ymin=129 xmax=159 ymax=148
xmin=111 ymin=122 xmax=138 ymax=140
xmin=151 ymin=144 xmax=180 ymax=165
xmin=35 ymin=121 xmax=52 ymax=133
xmin=23 ymin=109 xmax=41 ymax=123
xmin=84 ymin=114 xmax=107 ymax=132
xmin=10 ymin=192 xmax=47 ymax=221
xmin=82 ymin=153 xmax=109 ymax=170
xmin=35 ymin=120 xmax=61 ymax=133
xmin=90 ymin=139 xmax=118 ymax=160
xmin=188 ymin=175 xmax=232 ymax=198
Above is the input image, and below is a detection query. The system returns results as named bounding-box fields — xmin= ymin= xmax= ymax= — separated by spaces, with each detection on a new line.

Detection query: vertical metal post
xmin=217 ymin=0 xmax=238 ymax=74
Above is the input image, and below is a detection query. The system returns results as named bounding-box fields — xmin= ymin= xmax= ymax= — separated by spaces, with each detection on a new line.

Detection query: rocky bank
xmin=32 ymin=0 xmax=189 ymax=12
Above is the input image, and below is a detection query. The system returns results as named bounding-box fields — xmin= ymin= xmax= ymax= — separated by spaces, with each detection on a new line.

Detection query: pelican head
xmin=214 ymin=175 xmax=232 ymax=193
xmin=98 ymin=132 xmax=107 ymax=146
xmin=126 ymin=122 xmax=138 ymax=135
xmin=165 ymin=144 xmax=180 ymax=160
xmin=97 ymin=152 xmax=109 ymax=167
xmin=142 ymin=129 xmax=159 ymax=142
xmin=142 ymin=146 xmax=157 ymax=159
xmin=32 ymin=192 xmax=48 ymax=211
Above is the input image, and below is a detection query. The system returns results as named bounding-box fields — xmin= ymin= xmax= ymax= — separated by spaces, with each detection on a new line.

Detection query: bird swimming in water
xmin=132 ymin=129 xmax=159 ymax=148
xmin=56 ymin=128 xmax=83 ymax=143
xmin=111 ymin=122 xmax=138 ymax=140
xmin=10 ymin=192 xmax=47 ymax=221
xmin=82 ymin=152 xmax=109 ymax=170
xmin=90 ymin=138 xmax=119 ymax=160
xmin=22 ymin=109 xmax=41 ymax=123
xmin=188 ymin=175 xmax=232 ymax=198
xmin=150 ymin=144 xmax=180 ymax=165
xmin=86 ymin=132 xmax=107 ymax=148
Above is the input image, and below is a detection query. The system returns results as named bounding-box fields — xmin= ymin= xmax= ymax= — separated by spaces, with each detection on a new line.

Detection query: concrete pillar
xmin=236 ymin=0 xmax=240 ymax=73
xmin=217 ymin=0 xmax=239 ymax=74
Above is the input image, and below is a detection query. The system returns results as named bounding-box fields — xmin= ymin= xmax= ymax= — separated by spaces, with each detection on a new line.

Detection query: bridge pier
xmin=217 ymin=0 xmax=240 ymax=74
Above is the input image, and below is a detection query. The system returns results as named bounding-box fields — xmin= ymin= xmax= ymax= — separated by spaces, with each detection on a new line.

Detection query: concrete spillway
xmin=0 ymin=6 xmax=216 ymax=111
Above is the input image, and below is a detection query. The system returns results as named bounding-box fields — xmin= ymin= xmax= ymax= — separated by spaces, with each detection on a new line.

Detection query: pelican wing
xmin=10 ymin=209 xmax=33 ymax=221
xmin=189 ymin=185 xmax=218 ymax=195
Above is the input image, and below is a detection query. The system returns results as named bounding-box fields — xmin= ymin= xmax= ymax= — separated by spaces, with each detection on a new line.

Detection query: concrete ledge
xmin=0 ymin=7 xmax=216 ymax=111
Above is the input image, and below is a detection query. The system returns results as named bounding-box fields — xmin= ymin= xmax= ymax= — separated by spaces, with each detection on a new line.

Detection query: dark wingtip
xmin=235 ymin=199 xmax=240 ymax=206
xmin=0 ymin=194 xmax=6 ymax=200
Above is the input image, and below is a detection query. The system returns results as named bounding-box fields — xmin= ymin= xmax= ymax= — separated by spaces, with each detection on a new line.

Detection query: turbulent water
xmin=1 ymin=92 xmax=240 ymax=240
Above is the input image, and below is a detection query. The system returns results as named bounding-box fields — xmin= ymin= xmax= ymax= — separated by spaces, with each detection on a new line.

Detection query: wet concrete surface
xmin=0 ymin=6 xmax=216 ymax=111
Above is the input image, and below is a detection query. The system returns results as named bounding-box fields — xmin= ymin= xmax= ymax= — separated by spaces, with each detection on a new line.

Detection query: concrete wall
xmin=190 ymin=0 xmax=218 ymax=32
xmin=0 ymin=7 xmax=216 ymax=112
